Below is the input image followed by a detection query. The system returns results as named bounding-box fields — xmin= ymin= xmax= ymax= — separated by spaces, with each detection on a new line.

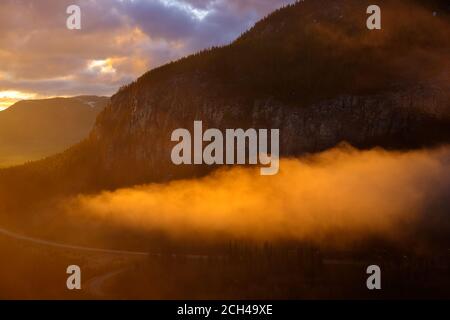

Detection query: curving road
xmin=84 ymin=268 xmax=129 ymax=297
xmin=0 ymin=226 xmax=212 ymax=298
xmin=0 ymin=226 xmax=149 ymax=256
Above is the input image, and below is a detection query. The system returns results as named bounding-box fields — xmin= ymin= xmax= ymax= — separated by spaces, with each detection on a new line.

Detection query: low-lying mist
xmin=65 ymin=145 xmax=450 ymax=246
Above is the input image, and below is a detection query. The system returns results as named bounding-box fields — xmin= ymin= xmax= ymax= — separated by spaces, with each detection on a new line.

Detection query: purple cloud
xmin=0 ymin=0 xmax=295 ymax=102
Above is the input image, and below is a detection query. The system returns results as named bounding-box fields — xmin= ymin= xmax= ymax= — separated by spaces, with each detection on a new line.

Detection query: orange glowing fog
xmin=63 ymin=145 xmax=450 ymax=245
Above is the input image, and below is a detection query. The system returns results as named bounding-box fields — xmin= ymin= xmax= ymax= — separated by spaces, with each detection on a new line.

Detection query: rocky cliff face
xmin=81 ymin=0 xmax=450 ymax=187
xmin=1 ymin=0 xmax=449 ymax=197
xmin=87 ymin=71 xmax=449 ymax=187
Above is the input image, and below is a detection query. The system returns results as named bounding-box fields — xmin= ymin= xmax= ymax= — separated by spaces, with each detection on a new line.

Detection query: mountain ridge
xmin=0 ymin=96 xmax=109 ymax=168
xmin=88 ymin=0 xmax=450 ymax=185
xmin=0 ymin=0 xmax=449 ymax=210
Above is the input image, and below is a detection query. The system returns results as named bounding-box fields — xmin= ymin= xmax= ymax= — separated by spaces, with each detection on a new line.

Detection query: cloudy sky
xmin=0 ymin=0 xmax=294 ymax=109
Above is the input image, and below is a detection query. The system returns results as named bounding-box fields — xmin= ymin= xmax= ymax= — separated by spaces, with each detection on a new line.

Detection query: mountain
xmin=0 ymin=0 xmax=449 ymax=207
xmin=0 ymin=96 xmax=108 ymax=167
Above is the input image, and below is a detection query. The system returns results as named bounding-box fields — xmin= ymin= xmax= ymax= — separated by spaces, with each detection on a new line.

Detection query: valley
xmin=0 ymin=0 xmax=449 ymax=299
xmin=0 ymin=96 xmax=108 ymax=167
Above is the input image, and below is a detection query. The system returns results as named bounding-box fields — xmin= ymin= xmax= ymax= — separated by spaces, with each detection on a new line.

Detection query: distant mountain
xmin=0 ymin=0 xmax=449 ymax=204
xmin=0 ymin=96 xmax=108 ymax=167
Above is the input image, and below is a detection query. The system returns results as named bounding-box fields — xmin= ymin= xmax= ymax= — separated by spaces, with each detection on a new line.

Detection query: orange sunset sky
xmin=0 ymin=0 xmax=294 ymax=110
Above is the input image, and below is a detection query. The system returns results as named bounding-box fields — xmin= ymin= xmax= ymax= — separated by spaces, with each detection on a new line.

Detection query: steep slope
xmin=88 ymin=0 xmax=450 ymax=186
xmin=0 ymin=0 xmax=449 ymax=208
xmin=0 ymin=96 xmax=108 ymax=167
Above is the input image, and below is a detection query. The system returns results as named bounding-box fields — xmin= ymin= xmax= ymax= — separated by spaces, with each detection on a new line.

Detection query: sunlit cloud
xmin=0 ymin=90 xmax=37 ymax=110
xmin=87 ymin=59 xmax=117 ymax=74
xmin=160 ymin=0 xmax=210 ymax=20
xmin=0 ymin=0 xmax=294 ymax=99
